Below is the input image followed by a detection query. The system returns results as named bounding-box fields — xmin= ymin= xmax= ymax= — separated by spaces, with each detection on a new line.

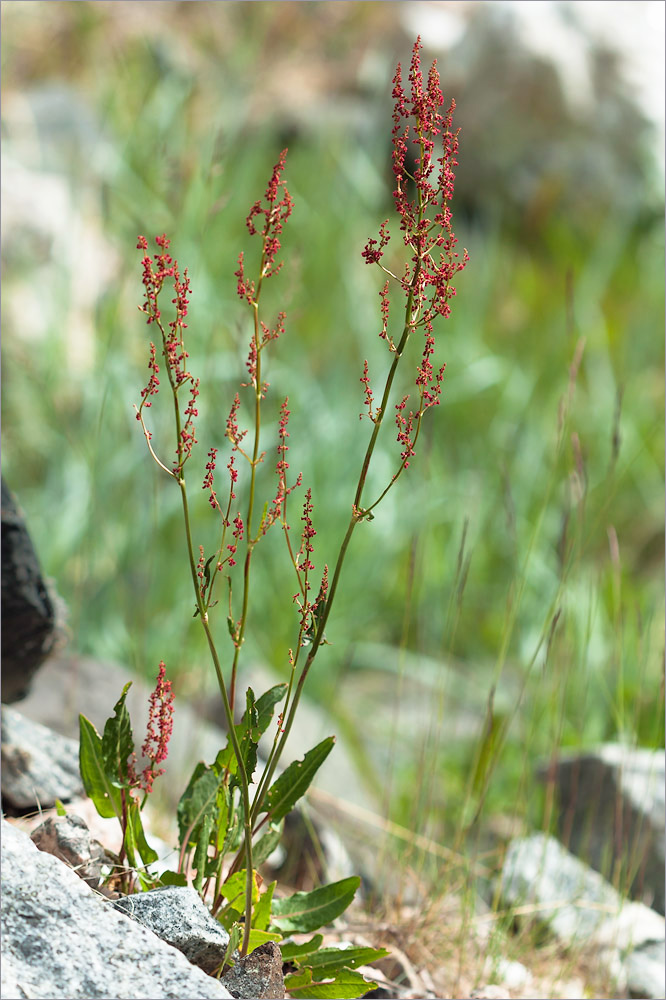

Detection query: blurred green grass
xmin=2 ymin=1 xmax=663 ymax=853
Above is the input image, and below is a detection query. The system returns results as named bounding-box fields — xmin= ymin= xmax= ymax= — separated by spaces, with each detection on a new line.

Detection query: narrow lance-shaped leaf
xmin=177 ymin=764 xmax=220 ymax=846
xmin=101 ymin=682 xmax=135 ymax=788
xmin=262 ymin=737 xmax=335 ymax=824
xmin=270 ymin=876 xmax=360 ymax=934
xmin=79 ymin=714 xmax=122 ymax=820
xmin=284 ymin=966 xmax=378 ymax=999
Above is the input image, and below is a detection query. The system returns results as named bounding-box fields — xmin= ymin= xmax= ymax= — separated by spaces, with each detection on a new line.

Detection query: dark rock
xmin=1 ymin=478 xmax=62 ymax=703
xmin=113 ymin=886 xmax=231 ymax=975
xmin=30 ymin=813 xmax=109 ymax=889
xmin=1 ymin=820 xmax=234 ymax=999
xmin=538 ymin=744 xmax=665 ymax=914
xmin=220 ymin=941 xmax=285 ymax=999
xmin=1 ymin=705 xmax=83 ymax=811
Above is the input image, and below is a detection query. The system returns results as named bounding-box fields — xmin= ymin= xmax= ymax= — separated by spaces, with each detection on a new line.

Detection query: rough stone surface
xmin=538 ymin=743 xmax=665 ymax=913
xmin=1 ymin=705 xmax=84 ymax=811
xmin=501 ymin=833 xmax=665 ymax=1000
xmin=1 ymin=478 xmax=59 ymax=703
xmin=30 ymin=813 xmax=109 ymax=888
xmin=1 ymin=821 xmax=233 ymax=999
xmin=220 ymin=941 xmax=285 ymax=999
xmin=113 ymin=886 xmax=231 ymax=975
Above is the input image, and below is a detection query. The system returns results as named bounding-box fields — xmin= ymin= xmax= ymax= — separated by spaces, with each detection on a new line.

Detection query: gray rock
xmin=501 ymin=833 xmax=665 ymax=1000
xmin=30 ymin=813 xmax=109 ymax=888
xmin=220 ymin=940 xmax=285 ymax=999
xmin=538 ymin=743 xmax=665 ymax=913
xmin=1 ymin=820 xmax=233 ymax=999
xmin=1 ymin=705 xmax=83 ymax=810
xmin=114 ymin=886 xmax=231 ymax=975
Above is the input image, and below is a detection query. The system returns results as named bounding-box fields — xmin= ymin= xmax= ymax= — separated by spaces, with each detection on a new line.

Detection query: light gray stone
xmin=114 ymin=886 xmax=231 ymax=975
xmin=501 ymin=833 xmax=665 ymax=1000
xmin=220 ymin=940 xmax=285 ymax=999
xmin=1 ymin=705 xmax=83 ymax=810
xmin=1 ymin=821 xmax=233 ymax=999
xmin=538 ymin=743 xmax=665 ymax=913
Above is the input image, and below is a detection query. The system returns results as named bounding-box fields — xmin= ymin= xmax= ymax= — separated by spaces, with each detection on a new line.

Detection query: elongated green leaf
xmin=254 ymin=684 xmax=288 ymax=737
xmin=177 ymin=764 xmax=220 ymax=846
xmin=101 ymin=682 xmax=135 ymax=787
xmin=270 ymin=876 xmax=359 ymax=933
xmin=79 ymin=714 xmax=122 ymax=820
xmin=252 ymin=879 xmax=276 ymax=930
xmin=252 ymin=821 xmax=283 ymax=867
xmin=306 ymin=945 xmax=389 ymax=975
xmin=263 ymin=738 xmax=335 ymax=823
xmin=159 ymin=870 xmax=187 ymax=886
xmin=246 ymin=928 xmax=282 ymax=952
xmin=280 ymin=935 xmax=324 ymax=962
xmin=126 ymin=798 xmax=158 ymax=866
xmin=192 ymin=809 xmax=214 ymax=892
xmin=285 ymin=967 xmax=377 ymax=999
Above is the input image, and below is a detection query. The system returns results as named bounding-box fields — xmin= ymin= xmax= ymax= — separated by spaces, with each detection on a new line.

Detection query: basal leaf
xmin=280 ymin=935 xmax=324 ymax=962
xmin=101 ymin=682 xmax=135 ymax=787
xmin=263 ymin=737 xmax=335 ymax=824
xmin=246 ymin=928 xmax=282 ymax=952
xmin=306 ymin=945 xmax=390 ymax=975
xmin=159 ymin=870 xmax=187 ymax=887
xmin=79 ymin=714 xmax=122 ymax=820
xmin=252 ymin=821 xmax=283 ymax=867
xmin=252 ymin=879 xmax=276 ymax=930
xmin=177 ymin=763 xmax=220 ymax=846
xmin=270 ymin=876 xmax=359 ymax=934
xmin=126 ymin=798 xmax=158 ymax=866
xmin=285 ymin=967 xmax=377 ymax=999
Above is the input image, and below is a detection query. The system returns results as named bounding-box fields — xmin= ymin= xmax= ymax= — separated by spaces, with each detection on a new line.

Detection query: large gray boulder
xmin=1 ymin=705 xmax=84 ymax=811
xmin=501 ymin=833 xmax=665 ymax=1000
xmin=1 ymin=821 xmax=233 ymax=1000
xmin=538 ymin=743 xmax=665 ymax=914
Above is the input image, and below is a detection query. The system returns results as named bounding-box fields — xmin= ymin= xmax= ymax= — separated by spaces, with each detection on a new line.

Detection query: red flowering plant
xmin=80 ymin=38 xmax=467 ymax=993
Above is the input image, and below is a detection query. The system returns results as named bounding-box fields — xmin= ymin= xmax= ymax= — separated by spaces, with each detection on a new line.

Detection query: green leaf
xmin=79 ymin=714 xmax=122 ymax=820
xmin=54 ymin=799 xmax=66 ymax=817
xmin=254 ymin=684 xmax=288 ymax=737
xmin=218 ymin=868 xmax=258 ymax=910
xmin=252 ymin=821 xmax=284 ymax=867
xmin=284 ymin=967 xmax=377 ymax=998
xmin=280 ymin=935 xmax=324 ymax=962
xmin=177 ymin=763 xmax=220 ymax=846
xmin=262 ymin=737 xmax=335 ymax=824
xmin=270 ymin=876 xmax=360 ymax=934
xmin=126 ymin=798 xmax=158 ymax=866
xmin=159 ymin=870 xmax=187 ymax=887
xmin=246 ymin=928 xmax=282 ymax=952
xmin=252 ymin=879 xmax=276 ymax=930
xmin=306 ymin=945 xmax=390 ymax=976
xmin=101 ymin=682 xmax=135 ymax=787
xmin=192 ymin=809 xmax=214 ymax=892
xmin=221 ymin=922 xmax=242 ymax=969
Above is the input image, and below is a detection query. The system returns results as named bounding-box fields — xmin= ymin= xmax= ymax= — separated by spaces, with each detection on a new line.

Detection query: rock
xmin=501 ymin=833 xmax=665 ymax=1000
xmin=470 ymin=987 xmax=511 ymax=1000
xmin=30 ymin=813 xmax=109 ymax=889
xmin=538 ymin=744 xmax=665 ymax=914
xmin=1 ymin=820 xmax=234 ymax=999
xmin=220 ymin=941 xmax=285 ymax=999
xmin=114 ymin=886 xmax=231 ymax=975
xmin=1 ymin=705 xmax=83 ymax=811
xmin=1 ymin=478 xmax=62 ymax=703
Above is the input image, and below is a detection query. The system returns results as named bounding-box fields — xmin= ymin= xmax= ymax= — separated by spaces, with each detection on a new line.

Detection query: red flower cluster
xmin=235 ymin=150 xmax=293 ymax=304
xmin=360 ymin=38 xmax=469 ymax=462
xmin=136 ymin=235 xmax=198 ymax=473
xmin=128 ymin=662 xmax=175 ymax=795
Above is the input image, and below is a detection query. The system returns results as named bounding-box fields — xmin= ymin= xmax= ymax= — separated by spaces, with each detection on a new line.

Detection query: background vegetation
xmin=2 ymin=0 xmax=663 ymax=908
